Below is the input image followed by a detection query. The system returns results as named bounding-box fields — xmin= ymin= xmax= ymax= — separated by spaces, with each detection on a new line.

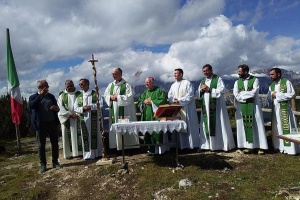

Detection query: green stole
xmin=237 ymin=75 xmax=256 ymax=143
xmin=200 ymin=75 xmax=218 ymax=137
xmin=77 ymin=90 xmax=98 ymax=151
xmin=110 ymin=82 xmax=126 ymax=123
xmin=270 ymin=78 xmax=291 ymax=146
xmin=61 ymin=91 xmax=82 ymax=151
xmin=141 ymin=87 xmax=164 ymax=145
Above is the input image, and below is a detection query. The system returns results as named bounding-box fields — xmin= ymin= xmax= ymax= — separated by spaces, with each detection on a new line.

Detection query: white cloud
xmin=1 ymin=0 xmax=300 ymax=100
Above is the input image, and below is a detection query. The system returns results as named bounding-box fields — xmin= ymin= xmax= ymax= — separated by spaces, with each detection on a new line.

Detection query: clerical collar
xmin=115 ymin=79 xmax=123 ymax=84
xmin=275 ymin=78 xmax=282 ymax=84
xmin=242 ymin=75 xmax=250 ymax=80
xmin=65 ymin=89 xmax=77 ymax=95
xmin=176 ymin=79 xmax=184 ymax=82
xmin=206 ymin=74 xmax=214 ymax=80
xmin=147 ymin=86 xmax=155 ymax=91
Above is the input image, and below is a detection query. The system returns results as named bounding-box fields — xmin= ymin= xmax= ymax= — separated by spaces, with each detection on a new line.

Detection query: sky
xmin=1 ymin=0 xmax=300 ymax=99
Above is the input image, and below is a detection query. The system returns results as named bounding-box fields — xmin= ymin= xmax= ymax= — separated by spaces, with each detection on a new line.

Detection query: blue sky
xmin=1 ymin=0 xmax=300 ymax=99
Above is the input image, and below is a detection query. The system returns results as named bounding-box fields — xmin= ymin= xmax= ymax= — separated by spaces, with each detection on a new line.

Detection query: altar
xmin=110 ymin=120 xmax=187 ymax=167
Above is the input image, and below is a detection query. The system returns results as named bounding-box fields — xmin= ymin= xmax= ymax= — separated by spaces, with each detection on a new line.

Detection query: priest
xmin=268 ymin=67 xmax=299 ymax=155
xmin=103 ymin=68 xmax=139 ymax=150
xmin=168 ymin=68 xmax=200 ymax=149
xmin=137 ymin=77 xmax=167 ymax=155
xmin=58 ymin=80 xmax=82 ymax=159
xmin=233 ymin=64 xmax=268 ymax=155
xmin=74 ymin=78 xmax=102 ymax=159
xmin=197 ymin=64 xmax=235 ymax=151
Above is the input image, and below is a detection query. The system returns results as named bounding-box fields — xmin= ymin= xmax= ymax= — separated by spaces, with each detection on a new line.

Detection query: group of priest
xmin=29 ymin=65 xmax=299 ymax=173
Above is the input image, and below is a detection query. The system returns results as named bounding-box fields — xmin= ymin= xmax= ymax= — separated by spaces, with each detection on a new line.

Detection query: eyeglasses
xmin=79 ymin=83 xmax=84 ymax=86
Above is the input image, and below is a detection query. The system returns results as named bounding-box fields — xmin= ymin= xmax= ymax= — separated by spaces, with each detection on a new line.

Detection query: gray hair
xmin=37 ymin=79 xmax=47 ymax=88
xmin=65 ymin=79 xmax=73 ymax=85
xmin=146 ymin=77 xmax=155 ymax=82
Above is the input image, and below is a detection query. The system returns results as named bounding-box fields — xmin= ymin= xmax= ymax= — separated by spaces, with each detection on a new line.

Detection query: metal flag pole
xmin=88 ymin=54 xmax=109 ymax=160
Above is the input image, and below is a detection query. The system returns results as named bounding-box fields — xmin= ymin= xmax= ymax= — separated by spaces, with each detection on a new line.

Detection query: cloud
xmin=1 ymin=0 xmax=300 ymax=100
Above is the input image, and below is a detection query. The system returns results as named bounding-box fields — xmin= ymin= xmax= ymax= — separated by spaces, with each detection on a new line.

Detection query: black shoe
xmin=147 ymin=151 xmax=155 ymax=156
xmin=39 ymin=164 xmax=46 ymax=174
xmin=66 ymin=156 xmax=73 ymax=160
xmin=53 ymin=162 xmax=63 ymax=169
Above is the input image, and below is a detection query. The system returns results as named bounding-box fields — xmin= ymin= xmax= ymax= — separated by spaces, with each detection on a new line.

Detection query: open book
xmin=154 ymin=104 xmax=182 ymax=120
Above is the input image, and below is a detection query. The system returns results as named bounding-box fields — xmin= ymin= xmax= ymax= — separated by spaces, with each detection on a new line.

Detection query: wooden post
xmin=89 ymin=54 xmax=108 ymax=160
xmin=292 ymin=99 xmax=296 ymax=112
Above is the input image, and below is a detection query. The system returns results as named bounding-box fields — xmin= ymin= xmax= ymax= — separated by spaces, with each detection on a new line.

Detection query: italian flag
xmin=7 ymin=28 xmax=23 ymax=125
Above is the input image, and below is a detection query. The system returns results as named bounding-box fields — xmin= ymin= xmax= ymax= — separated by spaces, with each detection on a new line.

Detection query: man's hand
xmin=173 ymin=98 xmax=179 ymax=104
xmin=50 ymin=105 xmax=59 ymax=112
xmin=272 ymin=91 xmax=277 ymax=98
xmin=83 ymin=105 xmax=91 ymax=111
xmin=70 ymin=113 xmax=78 ymax=118
xmin=200 ymin=84 xmax=210 ymax=92
xmin=144 ymin=98 xmax=152 ymax=105
xmin=41 ymin=87 xmax=49 ymax=95
xmin=110 ymin=94 xmax=118 ymax=101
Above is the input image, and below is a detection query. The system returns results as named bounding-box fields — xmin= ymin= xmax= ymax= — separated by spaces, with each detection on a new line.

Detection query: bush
xmin=0 ymin=94 xmax=33 ymax=139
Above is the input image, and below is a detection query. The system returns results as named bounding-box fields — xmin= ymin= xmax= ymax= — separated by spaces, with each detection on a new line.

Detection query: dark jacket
xmin=28 ymin=92 xmax=59 ymax=131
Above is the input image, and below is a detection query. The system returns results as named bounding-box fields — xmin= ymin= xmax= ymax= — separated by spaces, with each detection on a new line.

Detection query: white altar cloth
xmin=110 ymin=120 xmax=187 ymax=166
xmin=110 ymin=120 xmax=187 ymax=135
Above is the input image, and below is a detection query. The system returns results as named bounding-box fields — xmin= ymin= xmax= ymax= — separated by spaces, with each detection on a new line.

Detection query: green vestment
xmin=76 ymin=90 xmax=98 ymax=151
xmin=200 ymin=74 xmax=219 ymax=137
xmin=270 ymin=78 xmax=291 ymax=146
xmin=237 ymin=75 xmax=256 ymax=143
xmin=137 ymin=86 xmax=167 ymax=153
xmin=61 ymin=91 xmax=82 ymax=151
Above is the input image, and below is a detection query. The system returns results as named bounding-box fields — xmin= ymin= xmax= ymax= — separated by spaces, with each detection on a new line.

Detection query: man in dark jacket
xmin=29 ymin=79 xmax=62 ymax=173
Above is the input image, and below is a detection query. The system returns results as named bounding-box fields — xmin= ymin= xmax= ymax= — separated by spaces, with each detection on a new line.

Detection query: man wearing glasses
xmin=58 ymin=80 xmax=82 ymax=160
xmin=29 ymin=79 xmax=62 ymax=173
xmin=74 ymin=78 xmax=102 ymax=160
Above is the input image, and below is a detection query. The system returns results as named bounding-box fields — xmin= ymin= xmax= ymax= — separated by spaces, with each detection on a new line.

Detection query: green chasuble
xmin=76 ymin=90 xmax=98 ymax=151
xmin=270 ymin=78 xmax=291 ymax=146
xmin=200 ymin=74 xmax=219 ymax=137
xmin=61 ymin=91 xmax=82 ymax=151
xmin=137 ymin=86 xmax=167 ymax=151
xmin=237 ymin=75 xmax=256 ymax=143
xmin=110 ymin=82 xmax=126 ymax=123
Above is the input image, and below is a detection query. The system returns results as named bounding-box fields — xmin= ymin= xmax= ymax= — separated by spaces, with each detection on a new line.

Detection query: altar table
xmin=110 ymin=120 xmax=187 ymax=167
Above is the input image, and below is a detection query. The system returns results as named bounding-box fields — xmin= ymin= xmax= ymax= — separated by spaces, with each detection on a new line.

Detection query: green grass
xmin=1 ymin=136 xmax=300 ymax=199
xmin=0 ymin=139 xmax=50 ymax=199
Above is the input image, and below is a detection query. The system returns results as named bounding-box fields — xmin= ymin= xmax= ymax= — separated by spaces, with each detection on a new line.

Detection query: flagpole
xmin=88 ymin=54 xmax=109 ymax=160
xmin=15 ymin=124 xmax=21 ymax=155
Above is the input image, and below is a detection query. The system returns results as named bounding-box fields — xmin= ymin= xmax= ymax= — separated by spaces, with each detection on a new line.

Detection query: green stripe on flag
xmin=7 ymin=28 xmax=20 ymax=88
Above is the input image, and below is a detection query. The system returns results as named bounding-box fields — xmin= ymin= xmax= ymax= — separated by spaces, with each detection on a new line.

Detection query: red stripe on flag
xmin=10 ymin=96 xmax=23 ymax=125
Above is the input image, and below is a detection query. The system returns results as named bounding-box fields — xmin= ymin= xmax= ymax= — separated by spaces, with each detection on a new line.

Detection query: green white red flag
xmin=6 ymin=28 xmax=23 ymax=125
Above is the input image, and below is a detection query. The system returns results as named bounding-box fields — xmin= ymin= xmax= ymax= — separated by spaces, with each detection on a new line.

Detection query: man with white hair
xmin=137 ymin=76 xmax=167 ymax=155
